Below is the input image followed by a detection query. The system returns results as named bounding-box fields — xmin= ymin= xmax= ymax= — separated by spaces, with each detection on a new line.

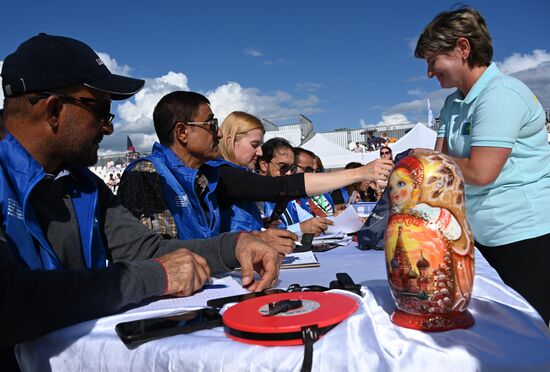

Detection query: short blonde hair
xmin=220 ymin=111 xmax=265 ymax=163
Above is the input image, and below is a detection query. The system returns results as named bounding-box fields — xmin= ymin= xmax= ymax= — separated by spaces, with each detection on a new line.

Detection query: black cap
xmin=1 ymin=33 xmax=145 ymax=100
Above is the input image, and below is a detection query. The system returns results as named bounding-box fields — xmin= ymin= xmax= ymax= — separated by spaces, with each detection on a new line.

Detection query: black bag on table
xmin=357 ymin=149 xmax=411 ymax=251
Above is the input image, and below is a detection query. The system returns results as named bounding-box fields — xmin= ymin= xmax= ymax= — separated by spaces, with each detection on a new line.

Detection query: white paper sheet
xmin=281 ymin=251 xmax=320 ymax=269
xmin=326 ymin=205 xmax=364 ymax=234
xmin=123 ymin=276 xmax=248 ymax=314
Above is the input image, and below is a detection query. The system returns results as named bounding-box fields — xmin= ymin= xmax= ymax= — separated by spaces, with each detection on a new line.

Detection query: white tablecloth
xmin=17 ymin=245 xmax=550 ymax=371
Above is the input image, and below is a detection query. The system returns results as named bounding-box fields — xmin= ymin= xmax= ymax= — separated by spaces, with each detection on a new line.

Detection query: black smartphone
xmin=115 ymin=307 xmax=222 ymax=348
xmin=206 ymin=288 xmax=286 ymax=310
xmin=312 ymin=242 xmax=341 ymax=252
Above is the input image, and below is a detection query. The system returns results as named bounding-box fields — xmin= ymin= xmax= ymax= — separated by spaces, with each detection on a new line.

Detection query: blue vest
xmin=207 ymin=158 xmax=263 ymax=232
xmin=125 ymin=143 xmax=220 ymax=240
xmin=0 ymin=134 xmax=106 ymax=270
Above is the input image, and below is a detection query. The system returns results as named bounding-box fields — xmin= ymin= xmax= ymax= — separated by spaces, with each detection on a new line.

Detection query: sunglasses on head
xmin=271 ymin=162 xmax=297 ymax=175
xmin=28 ymin=91 xmax=114 ymax=125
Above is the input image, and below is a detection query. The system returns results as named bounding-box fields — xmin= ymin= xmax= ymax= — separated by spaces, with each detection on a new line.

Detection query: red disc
xmin=223 ymin=292 xmax=358 ymax=346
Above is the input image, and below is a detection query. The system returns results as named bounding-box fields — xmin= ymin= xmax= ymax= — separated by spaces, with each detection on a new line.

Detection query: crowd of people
xmin=348 ymin=132 xmax=394 ymax=153
xmin=0 ymin=5 xmax=549 ymax=369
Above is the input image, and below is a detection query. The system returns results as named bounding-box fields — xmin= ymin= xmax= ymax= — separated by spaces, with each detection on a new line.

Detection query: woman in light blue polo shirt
xmin=415 ymin=6 xmax=550 ymax=324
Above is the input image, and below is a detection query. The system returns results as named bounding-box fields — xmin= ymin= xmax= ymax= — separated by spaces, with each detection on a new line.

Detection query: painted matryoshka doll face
xmin=388 ymin=168 xmax=415 ymax=210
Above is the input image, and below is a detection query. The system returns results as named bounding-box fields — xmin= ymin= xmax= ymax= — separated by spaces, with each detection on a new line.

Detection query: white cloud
xmin=96 ymin=52 xmax=132 ymax=75
xmin=243 ymin=48 xmax=263 ymax=57
xmin=496 ymin=49 xmax=550 ymax=75
xmin=376 ymin=113 xmax=412 ymax=126
xmin=361 ymin=113 xmax=413 ymax=128
xmin=206 ymin=81 xmax=320 ymax=126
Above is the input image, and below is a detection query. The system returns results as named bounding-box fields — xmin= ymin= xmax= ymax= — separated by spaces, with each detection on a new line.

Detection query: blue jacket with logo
xmin=125 ymin=143 xmax=220 ymax=240
xmin=0 ymin=134 xmax=106 ymax=270
xmin=207 ymin=158 xmax=263 ymax=232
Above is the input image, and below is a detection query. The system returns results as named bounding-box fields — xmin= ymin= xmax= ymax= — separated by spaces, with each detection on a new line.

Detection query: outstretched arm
xmin=303 ymin=158 xmax=393 ymax=195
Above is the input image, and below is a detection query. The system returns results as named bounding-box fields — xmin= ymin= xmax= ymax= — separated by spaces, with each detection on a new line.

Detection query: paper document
xmin=124 ymin=276 xmax=247 ymax=314
xmin=314 ymin=231 xmax=345 ymax=240
xmin=326 ymin=205 xmax=364 ymax=234
xmin=281 ymin=251 xmax=320 ymax=269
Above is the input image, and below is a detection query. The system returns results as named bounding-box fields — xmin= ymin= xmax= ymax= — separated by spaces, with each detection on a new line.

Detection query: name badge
xmin=461 ymin=121 xmax=472 ymax=136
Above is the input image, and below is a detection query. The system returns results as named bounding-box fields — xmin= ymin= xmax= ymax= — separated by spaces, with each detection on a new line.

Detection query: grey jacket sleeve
xmin=99 ymin=180 xmax=241 ymax=273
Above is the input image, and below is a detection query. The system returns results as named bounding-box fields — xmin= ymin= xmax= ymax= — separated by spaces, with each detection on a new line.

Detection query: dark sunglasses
xmin=271 ymin=162 xmax=297 ymax=175
xmin=28 ymin=91 xmax=114 ymax=125
xmin=184 ymin=118 xmax=219 ymax=135
xmin=380 ymin=151 xmax=391 ymax=155
xmin=296 ymin=165 xmax=315 ymax=173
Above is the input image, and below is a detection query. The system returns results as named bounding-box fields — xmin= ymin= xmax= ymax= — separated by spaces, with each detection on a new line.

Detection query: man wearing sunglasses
xmin=293 ymin=148 xmax=335 ymax=217
xmin=120 ymin=91 xmax=224 ymax=241
xmin=0 ymin=34 xmax=280 ymax=366
xmin=257 ymin=138 xmax=333 ymax=235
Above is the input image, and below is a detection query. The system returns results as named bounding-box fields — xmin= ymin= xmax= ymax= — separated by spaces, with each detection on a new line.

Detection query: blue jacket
xmin=207 ymin=158 xmax=263 ymax=232
xmin=125 ymin=143 xmax=220 ymax=240
xmin=0 ymin=134 xmax=106 ymax=270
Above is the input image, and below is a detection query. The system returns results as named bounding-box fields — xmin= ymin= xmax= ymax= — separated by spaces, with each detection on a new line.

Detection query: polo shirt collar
xmin=462 ymin=62 xmax=500 ymax=104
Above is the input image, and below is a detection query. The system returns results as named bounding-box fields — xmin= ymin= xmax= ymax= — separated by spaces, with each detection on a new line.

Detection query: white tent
xmin=301 ymin=133 xmax=361 ymax=169
xmin=302 ymin=123 xmax=437 ymax=169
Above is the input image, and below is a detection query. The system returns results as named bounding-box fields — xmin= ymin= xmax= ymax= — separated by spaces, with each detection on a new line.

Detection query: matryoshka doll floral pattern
xmin=384 ymin=151 xmax=475 ymax=331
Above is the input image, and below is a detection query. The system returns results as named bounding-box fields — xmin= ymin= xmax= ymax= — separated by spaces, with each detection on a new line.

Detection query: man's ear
xmin=44 ymin=96 xmax=63 ymax=131
xmin=259 ymin=159 xmax=268 ymax=175
xmin=173 ymin=122 xmax=188 ymax=144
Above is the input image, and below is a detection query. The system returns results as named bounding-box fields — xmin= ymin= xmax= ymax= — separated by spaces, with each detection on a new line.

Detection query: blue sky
xmin=1 ymin=0 xmax=548 ymax=154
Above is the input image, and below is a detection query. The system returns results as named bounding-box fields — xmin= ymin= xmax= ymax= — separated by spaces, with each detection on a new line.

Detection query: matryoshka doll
xmin=384 ymin=151 xmax=475 ymax=331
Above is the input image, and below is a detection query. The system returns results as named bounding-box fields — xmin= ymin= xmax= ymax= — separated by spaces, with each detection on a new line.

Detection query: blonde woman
xmin=217 ymin=111 xmax=299 ymax=252
xmin=220 ymin=111 xmax=265 ymax=171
